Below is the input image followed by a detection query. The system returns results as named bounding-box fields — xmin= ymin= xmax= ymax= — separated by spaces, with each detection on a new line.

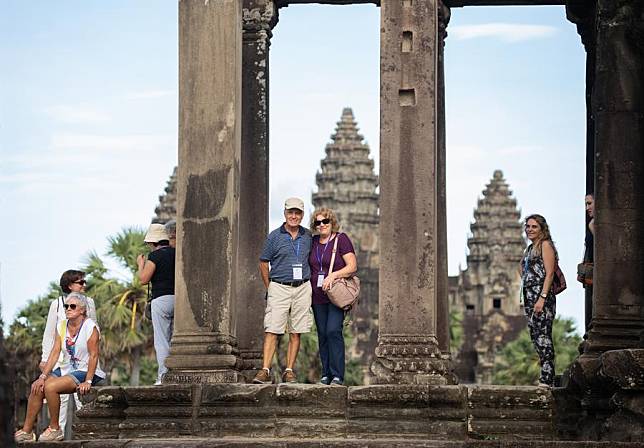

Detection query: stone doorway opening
xmin=263 ymin=2 xmax=382 ymax=384
xmin=445 ymin=4 xmax=587 ymax=385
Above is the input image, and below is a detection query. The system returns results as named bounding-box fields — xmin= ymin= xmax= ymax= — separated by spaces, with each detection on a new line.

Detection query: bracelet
xmin=39 ymin=373 xmax=47 ymax=380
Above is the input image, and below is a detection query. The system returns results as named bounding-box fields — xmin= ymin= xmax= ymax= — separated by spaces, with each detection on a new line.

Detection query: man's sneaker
xmin=319 ymin=376 xmax=330 ymax=385
xmin=282 ymin=369 xmax=297 ymax=383
xmin=253 ymin=368 xmax=271 ymax=384
xmin=330 ymin=377 xmax=344 ymax=386
xmin=39 ymin=426 xmax=64 ymax=441
xmin=14 ymin=429 xmax=35 ymax=442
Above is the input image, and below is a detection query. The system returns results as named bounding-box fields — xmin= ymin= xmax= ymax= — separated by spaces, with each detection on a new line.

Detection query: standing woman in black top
xmin=137 ymin=223 xmax=176 ymax=385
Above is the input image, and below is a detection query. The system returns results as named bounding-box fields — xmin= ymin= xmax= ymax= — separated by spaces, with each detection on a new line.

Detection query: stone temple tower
xmin=312 ymin=107 xmax=379 ymax=382
xmin=153 ymin=167 xmax=177 ymax=224
xmin=448 ymin=170 xmax=526 ymax=384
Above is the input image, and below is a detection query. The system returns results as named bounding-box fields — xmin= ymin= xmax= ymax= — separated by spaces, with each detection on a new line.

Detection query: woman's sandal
xmin=14 ymin=429 xmax=36 ymax=442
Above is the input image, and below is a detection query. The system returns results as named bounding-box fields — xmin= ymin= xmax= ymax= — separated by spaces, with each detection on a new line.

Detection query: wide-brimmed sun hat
xmin=144 ymin=223 xmax=169 ymax=243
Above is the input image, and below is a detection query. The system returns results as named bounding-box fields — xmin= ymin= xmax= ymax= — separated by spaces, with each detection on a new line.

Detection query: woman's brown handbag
xmin=552 ymin=263 xmax=567 ymax=295
xmin=327 ymin=235 xmax=360 ymax=310
xmin=577 ymin=262 xmax=593 ymax=285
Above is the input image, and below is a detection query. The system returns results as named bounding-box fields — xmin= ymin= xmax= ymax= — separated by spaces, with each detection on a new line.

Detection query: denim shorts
xmin=52 ymin=368 xmax=105 ymax=386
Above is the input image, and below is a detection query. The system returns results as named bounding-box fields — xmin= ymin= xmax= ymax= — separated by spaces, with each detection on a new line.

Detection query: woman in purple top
xmin=308 ymin=207 xmax=357 ymax=385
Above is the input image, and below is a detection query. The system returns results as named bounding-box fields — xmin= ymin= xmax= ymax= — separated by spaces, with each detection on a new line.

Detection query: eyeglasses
xmin=73 ymin=280 xmax=86 ymax=285
xmin=314 ymin=218 xmax=331 ymax=226
xmin=63 ymin=304 xmax=78 ymax=310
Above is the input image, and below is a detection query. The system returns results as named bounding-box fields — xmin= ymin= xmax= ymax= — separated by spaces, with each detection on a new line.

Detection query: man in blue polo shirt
xmin=253 ymin=197 xmax=313 ymax=384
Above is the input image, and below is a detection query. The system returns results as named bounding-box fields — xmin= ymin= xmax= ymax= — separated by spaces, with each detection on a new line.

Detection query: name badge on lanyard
xmin=293 ymin=264 xmax=303 ymax=280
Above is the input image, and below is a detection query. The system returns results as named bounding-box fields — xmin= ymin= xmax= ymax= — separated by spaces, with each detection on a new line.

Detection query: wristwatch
xmin=540 ymin=292 xmax=548 ymax=298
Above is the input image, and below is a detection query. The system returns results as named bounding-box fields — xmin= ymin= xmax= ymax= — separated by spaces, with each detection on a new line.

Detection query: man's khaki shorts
xmin=264 ymin=281 xmax=313 ymax=334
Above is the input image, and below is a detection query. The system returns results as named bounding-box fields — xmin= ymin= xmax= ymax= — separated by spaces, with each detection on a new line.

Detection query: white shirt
xmin=58 ymin=317 xmax=105 ymax=378
xmin=41 ymin=295 xmax=98 ymax=365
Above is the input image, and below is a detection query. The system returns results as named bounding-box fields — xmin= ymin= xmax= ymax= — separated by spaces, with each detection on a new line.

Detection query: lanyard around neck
xmin=316 ymin=234 xmax=335 ymax=273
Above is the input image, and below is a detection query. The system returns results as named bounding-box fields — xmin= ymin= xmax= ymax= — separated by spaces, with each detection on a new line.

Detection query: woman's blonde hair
xmin=310 ymin=207 xmax=340 ymax=234
xmin=525 ymin=214 xmax=555 ymax=257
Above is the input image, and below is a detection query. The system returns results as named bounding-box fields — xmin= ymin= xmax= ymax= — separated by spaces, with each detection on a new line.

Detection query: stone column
xmin=371 ymin=0 xmax=454 ymax=385
xmin=236 ymin=0 xmax=277 ymax=380
xmin=164 ymin=0 xmax=243 ymax=384
xmin=436 ymin=0 xmax=451 ymax=359
xmin=566 ymin=0 xmax=597 ymax=336
xmin=583 ymin=0 xmax=644 ymax=355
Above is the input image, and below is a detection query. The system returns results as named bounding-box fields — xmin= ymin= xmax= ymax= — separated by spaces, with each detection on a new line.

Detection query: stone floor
xmin=15 ymin=439 xmax=644 ymax=448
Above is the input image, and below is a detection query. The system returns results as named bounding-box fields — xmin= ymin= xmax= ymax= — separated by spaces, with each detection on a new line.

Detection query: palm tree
xmin=84 ymin=227 xmax=154 ymax=386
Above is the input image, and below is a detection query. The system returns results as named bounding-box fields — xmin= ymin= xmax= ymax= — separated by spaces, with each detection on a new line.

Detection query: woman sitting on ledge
xmin=15 ymin=292 xmax=105 ymax=442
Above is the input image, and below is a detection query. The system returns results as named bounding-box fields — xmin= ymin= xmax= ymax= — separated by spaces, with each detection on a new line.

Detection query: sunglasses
xmin=63 ymin=303 xmax=79 ymax=310
xmin=314 ymin=218 xmax=331 ymax=226
xmin=73 ymin=280 xmax=86 ymax=285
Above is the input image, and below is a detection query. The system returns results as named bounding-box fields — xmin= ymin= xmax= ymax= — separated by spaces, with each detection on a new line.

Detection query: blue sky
xmin=1 ymin=2 xmax=587 ymax=332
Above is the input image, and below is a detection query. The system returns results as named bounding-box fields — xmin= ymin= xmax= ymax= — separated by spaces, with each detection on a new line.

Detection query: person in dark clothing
xmin=308 ymin=207 xmax=357 ymax=386
xmin=137 ymin=223 xmax=175 ymax=385
xmin=521 ymin=214 xmax=558 ymax=387
xmin=583 ymin=194 xmax=594 ymax=331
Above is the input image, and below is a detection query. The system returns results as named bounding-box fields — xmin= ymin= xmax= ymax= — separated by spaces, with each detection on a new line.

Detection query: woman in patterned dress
xmin=521 ymin=214 xmax=558 ymax=387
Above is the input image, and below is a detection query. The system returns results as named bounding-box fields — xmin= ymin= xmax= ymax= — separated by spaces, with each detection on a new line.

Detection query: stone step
xmin=73 ymin=384 xmax=557 ymax=442
xmin=15 ymin=439 xmax=644 ymax=448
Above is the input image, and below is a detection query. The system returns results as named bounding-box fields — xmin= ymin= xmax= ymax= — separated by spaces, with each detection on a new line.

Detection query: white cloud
xmin=450 ymin=23 xmax=557 ymax=42
xmin=50 ymin=133 xmax=175 ymax=152
xmin=45 ymin=104 xmax=111 ymax=124
xmin=124 ymin=90 xmax=176 ymax=100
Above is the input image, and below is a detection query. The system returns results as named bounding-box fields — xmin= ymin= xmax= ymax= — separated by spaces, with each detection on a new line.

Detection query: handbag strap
xmin=327 ymin=234 xmax=339 ymax=275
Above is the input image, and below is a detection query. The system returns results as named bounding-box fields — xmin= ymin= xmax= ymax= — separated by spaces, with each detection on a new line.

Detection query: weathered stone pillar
xmin=436 ymin=0 xmax=451 ymax=359
xmin=583 ymin=0 xmax=644 ymax=355
xmin=236 ymin=0 xmax=277 ymax=380
xmin=164 ymin=0 xmax=243 ymax=384
xmin=371 ymin=0 xmax=454 ymax=385
xmin=566 ymin=0 xmax=597 ymax=336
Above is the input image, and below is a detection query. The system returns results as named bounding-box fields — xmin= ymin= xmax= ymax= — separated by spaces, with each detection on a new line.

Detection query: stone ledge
xmin=16 ymin=438 xmax=644 ymax=448
xmin=73 ymin=384 xmax=557 ymax=441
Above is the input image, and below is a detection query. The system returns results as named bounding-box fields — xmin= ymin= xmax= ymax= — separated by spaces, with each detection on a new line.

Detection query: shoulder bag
xmin=327 ymin=234 xmax=361 ymax=310
xmin=552 ymin=263 xmax=567 ymax=295
xmin=577 ymin=244 xmax=593 ymax=286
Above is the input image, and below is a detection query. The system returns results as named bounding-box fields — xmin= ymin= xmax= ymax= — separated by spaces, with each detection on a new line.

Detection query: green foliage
xmin=110 ymin=355 xmax=158 ymax=386
xmin=552 ymin=316 xmax=583 ymax=373
xmin=449 ymin=309 xmax=464 ymax=353
xmin=5 ymin=282 xmax=60 ymax=360
xmin=492 ymin=328 xmax=541 ymax=385
xmin=106 ymin=227 xmax=149 ymax=273
xmin=492 ymin=316 xmax=582 ymax=385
